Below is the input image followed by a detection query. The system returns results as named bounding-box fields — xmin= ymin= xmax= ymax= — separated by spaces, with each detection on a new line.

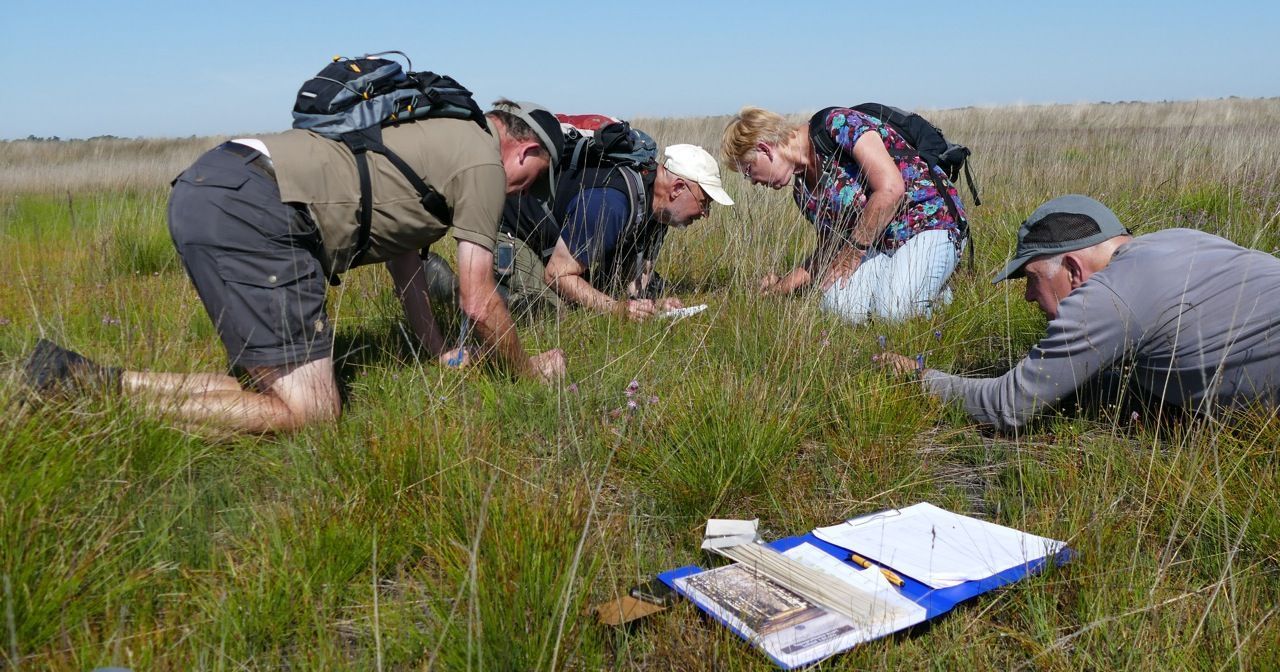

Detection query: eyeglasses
xmin=685 ymin=181 xmax=711 ymax=215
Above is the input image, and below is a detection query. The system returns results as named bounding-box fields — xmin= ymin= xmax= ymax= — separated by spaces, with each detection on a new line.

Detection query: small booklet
xmin=672 ymin=543 xmax=926 ymax=669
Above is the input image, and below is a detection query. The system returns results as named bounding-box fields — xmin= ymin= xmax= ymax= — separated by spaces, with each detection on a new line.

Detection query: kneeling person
xmin=25 ymin=101 xmax=566 ymax=433
xmin=544 ymin=143 xmax=733 ymax=319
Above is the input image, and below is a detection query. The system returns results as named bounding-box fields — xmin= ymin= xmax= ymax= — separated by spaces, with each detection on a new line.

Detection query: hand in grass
xmin=440 ymin=346 xmax=474 ymax=369
xmin=621 ymin=299 xmax=656 ymax=321
xmin=529 ymin=348 xmax=566 ymax=383
xmin=873 ymin=351 xmax=921 ymax=378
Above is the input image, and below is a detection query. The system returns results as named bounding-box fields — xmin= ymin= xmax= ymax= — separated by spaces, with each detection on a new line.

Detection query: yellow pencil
xmin=848 ymin=553 xmax=905 ymax=587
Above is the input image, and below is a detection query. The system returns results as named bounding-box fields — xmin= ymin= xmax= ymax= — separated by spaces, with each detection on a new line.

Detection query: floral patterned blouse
xmin=793 ymin=107 xmax=966 ymax=252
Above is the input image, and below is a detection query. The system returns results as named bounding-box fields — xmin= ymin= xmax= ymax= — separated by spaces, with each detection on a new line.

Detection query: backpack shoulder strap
xmin=808 ymin=107 xmax=840 ymax=158
xmin=339 ymin=127 xmax=452 ymax=273
xmin=612 ymin=165 xmax=655 ymax=292
xmin=567 ymin=136 xmax=591 ymax=174
xmin=616 ymin=166 xmax=647 ymax=230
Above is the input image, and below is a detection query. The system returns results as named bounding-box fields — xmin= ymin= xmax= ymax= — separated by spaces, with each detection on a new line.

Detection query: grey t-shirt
xmin=924 ymin=228 xmax=1280 ymax=431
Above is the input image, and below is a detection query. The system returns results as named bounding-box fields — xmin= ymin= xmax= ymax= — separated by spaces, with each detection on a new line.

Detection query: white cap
xmin=663 ymin=144 xmax=734 ymax=206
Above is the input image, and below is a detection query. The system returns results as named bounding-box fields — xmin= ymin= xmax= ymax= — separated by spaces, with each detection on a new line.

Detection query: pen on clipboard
xmin=848 ymin=552 xmax=904 ymax=587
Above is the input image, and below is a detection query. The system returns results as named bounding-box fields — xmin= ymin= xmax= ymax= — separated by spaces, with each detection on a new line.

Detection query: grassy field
xmin=2 ymin=98 xmax=1279 ymax=670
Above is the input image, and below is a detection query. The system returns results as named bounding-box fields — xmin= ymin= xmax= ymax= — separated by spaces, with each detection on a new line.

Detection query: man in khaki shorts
xmin=23 ymin=102 xmax=567 ymax=433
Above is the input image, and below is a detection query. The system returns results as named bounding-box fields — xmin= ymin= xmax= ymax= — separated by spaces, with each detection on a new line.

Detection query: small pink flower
xmin=625 ymin=379 xmax=640 ymax=397
xmin=101 ymin=315 xmax=121 ymax=326
xmin=0 ymin=317 xmax=10 ymax=326
xmin=627 ymin=399 xmax=639 ymax=410
xmin=568 ymin=383 xmax=579 ymax=393
xmin=648 ymin=395 xmax=659 ymax=404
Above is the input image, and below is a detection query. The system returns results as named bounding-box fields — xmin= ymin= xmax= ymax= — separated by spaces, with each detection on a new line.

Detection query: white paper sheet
xmin=813 ymin=503 xmax=1065 ymax=589
xmin=659 ymin=304 xmax=708 ymax=320
xmin=702 ymin=518 xmax=760 ymax=550
xmin=705 ymin=518 xmax=758 ymax=537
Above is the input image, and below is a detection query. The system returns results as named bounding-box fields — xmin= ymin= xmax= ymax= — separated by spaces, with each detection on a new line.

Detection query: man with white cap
xmin=877 ymin=194 xmax=1280 ymax=432
xmin=543 ymin=143 xmax=734 ymax=319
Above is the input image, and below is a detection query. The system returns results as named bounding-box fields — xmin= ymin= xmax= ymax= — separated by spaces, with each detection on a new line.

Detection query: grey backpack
xmin=292 ymin=51 xmax=488 ymax=280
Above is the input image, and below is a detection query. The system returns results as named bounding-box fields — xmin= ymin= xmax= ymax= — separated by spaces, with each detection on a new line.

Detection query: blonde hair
xmin=720 ymin=106 xmax=795 ymax=172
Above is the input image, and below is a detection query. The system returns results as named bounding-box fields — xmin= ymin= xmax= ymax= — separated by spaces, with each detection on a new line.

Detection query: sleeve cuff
xmin=451 ymin=227 xmax=494 ymax=252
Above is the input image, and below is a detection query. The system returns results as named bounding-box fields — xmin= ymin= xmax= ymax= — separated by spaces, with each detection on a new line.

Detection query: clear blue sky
xmin=4 ymin=0 xmax=1277 ymax=139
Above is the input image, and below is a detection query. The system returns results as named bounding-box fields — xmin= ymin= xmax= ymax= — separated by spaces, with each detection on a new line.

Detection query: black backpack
xmin=558 ymin=120 xmax=665 ymax=295
xmin=502 ymin=119 xmax=658 ymax=260
xmin=292 ymin=51 xmax=488 ymax=280
xmin=559 ymin=120 xmax=659 ymax=176
xmin=809 ymin=104 xmax=980 ymax=266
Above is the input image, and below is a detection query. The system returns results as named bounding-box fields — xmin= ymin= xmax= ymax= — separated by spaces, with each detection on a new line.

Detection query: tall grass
xmin=1 ymin=98 xmax=1279 ymax=670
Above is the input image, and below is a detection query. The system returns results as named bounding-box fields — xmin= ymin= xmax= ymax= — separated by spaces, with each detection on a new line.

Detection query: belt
xmin=219 ymin=141 xmax=277 ymax=181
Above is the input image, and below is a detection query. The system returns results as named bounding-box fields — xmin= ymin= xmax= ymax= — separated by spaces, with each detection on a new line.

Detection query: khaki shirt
xmin=260 ymin=118 xmax=504 ymax=274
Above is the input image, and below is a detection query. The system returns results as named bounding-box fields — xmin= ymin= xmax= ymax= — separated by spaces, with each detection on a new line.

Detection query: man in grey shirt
xmin=878 ymin=194 xmax=1280 ymax=432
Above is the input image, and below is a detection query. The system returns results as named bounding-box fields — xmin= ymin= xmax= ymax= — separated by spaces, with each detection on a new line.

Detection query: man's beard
xmin=652 ymin=205 xmax=689 ymax=228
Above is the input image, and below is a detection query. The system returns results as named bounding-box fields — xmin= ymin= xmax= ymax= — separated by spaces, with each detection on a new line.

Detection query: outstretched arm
xmin=457 ymin=240 xmax=564 ymax=381
xmin=544 ymin=239 xmax=655 ymax=319
xmin=880 ymin=280 xmax=1141 ymax=432
xmin=810 ymin=132 xmax=906 ymax=290
xmin=387 ymin=251 xmax=446 ymax=357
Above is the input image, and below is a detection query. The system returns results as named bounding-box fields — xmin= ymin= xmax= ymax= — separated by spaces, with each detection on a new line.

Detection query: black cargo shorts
xmin=168 ymin=142 xmax=332 ymax=369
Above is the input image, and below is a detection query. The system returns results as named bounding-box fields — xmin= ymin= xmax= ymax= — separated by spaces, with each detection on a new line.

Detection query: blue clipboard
xmin=658 ymin=531 xmax=1072 ymax=669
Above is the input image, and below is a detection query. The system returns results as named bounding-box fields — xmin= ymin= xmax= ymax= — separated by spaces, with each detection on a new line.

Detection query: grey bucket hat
xmin=491 ymin=99 xmax=563 ymax=198
xmin=993 ymin=194 xmax=1130 ymax=284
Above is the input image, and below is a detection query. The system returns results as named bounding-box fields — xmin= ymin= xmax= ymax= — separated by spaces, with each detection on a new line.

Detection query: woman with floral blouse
xmin=722 ymin=106 xmax=968 ymax=324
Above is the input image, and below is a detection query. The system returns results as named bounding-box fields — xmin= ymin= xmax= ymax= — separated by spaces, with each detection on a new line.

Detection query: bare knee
xmin=271 ymin=389 xmax=340 ymax=431
xmin=254 ymin=358 xmax=341 ymax=432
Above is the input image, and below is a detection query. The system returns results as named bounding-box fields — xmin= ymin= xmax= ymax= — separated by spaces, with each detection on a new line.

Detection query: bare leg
xmin=123 ymin=371 xmax=243 ymax=396
xmin=126 ymin=358 xmax=341 ymax=434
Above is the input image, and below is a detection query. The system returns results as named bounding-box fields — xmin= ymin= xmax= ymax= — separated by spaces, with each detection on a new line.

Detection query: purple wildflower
xmin=0 ymin=317 xmax=9 ymax=327
xmin=101 ymin=315 xmax=121 ymax=326
xmin=934 ymin=329 xmax=943 ymax=342
xmin=648 ymin=395 xmax=659 ymax=404
xmin=627 ymin=399 xmax=639 ymax=410
xmin=625 ymin=379 xmax=640 ymax=397
xmin=568 ymin=383 xmax=579 ymax=393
